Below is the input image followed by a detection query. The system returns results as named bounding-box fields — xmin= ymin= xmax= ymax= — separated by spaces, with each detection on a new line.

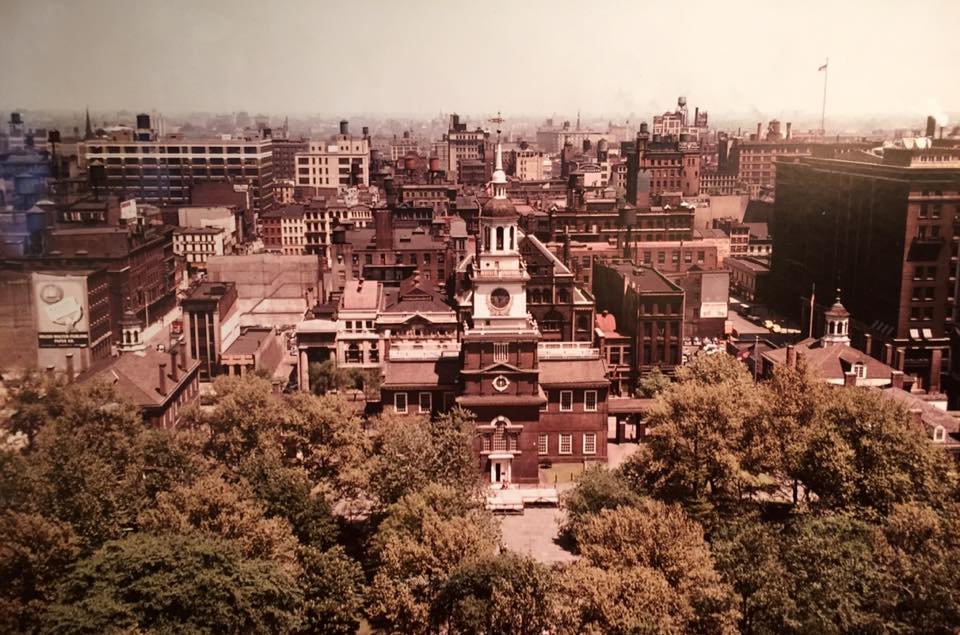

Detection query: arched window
xmin=485 ymin=226 xmax=491 ymax=250
xmin=509 ymin=226 xmax=516 ymax=250
xmin=346 ymin=342 xmax=361 ymax=364
xmin=934 ymin=425 xmax=946 ymax=442
xmin=542 ymin=310 xmax=564 ymax=332
xmin=496 ymin=227 xmax=504 ymax=251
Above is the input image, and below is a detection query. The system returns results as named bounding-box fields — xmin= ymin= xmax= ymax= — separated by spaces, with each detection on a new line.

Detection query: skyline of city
xmin=2 ymin=0 xmax=958 ymax=122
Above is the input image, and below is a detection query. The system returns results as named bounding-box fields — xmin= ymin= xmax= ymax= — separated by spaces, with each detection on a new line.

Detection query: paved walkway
xmin=499 ymin=507 xmax=578 ymax=564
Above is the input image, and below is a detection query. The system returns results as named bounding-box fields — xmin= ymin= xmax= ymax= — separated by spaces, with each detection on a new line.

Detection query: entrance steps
xmin=486 ymin=486 xmax=560 ymax=513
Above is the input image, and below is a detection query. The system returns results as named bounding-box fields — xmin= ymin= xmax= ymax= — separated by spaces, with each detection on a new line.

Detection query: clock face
xmin=490 ymin=288 xmax=511 ymax=309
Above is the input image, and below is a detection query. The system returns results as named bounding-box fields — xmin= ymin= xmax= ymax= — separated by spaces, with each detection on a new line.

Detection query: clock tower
xmin=457 ymin=125 xmax=545 ymax=485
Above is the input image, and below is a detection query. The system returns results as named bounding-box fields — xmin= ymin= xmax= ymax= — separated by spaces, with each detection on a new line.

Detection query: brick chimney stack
xmin=158 ymin=362 xmax=167 ymax=395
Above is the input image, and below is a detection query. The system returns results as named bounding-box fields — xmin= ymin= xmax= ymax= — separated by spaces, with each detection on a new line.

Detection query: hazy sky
xmin=1 ymin=0 xmax=958 ymax=122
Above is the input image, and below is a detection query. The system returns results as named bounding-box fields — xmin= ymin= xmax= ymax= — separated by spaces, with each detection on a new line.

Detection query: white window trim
xmin=584 ymin=390 xmax=598 ymax=412
xmin=853 ymin=363 xmax=866 ymax=379
xmin=394 ymin=392 xmax=408 ymax=414
xmin=559 ymin=433 xmax=573 ymax=455
xmin=418 ymin=391 xmax=432 ymax=414
xmin=934 ymin=425 xmax=946 ymax=442
xmin=583 ymin=433 xmax=597 ymax=455
xmin=560 ymin=390 xmax=573 ymax=412
xmin=538 ymin=434 xmax=548 ymax=455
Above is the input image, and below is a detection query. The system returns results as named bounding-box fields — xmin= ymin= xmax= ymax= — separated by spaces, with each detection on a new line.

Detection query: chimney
xmin=890 ymin=370 xmax=904 ymax=390
xmin=896 ymin=346 xmax=906 ymax=371
xmin=179 ymin=338 xmax=188 ymax=369
xmin=785 ymin=122 xmax=792 ymax=140
xmin=884 ymin=343 xmax=893 ymax=366
xmin=46 ymin=365 xmax=55 ymax=377
xmin=756 ymin=122 xmax=762 ymax=140
xmin=864 ymin=333 xmax=873 ymax=357
xmin=786 ymin=344 xmax=796 ymax=369
xmin=158 ymin=362 xmax=167 ymax=395
xmin=908 ymin=408 xmax=923 ymax=426
xmin=374 ymin=208 xmax=393 ymax=250
xmin=926 ymin=116 xmax=936 ymax=138
xmin=339 ymin=119 xmax=349 ymax=136
xmin=170 ymin=348 xmax=179 ymax=382
xmin=844 ymin=371 xmax=857 ymax=387
xmin=65 ymin=353 xmax=75 ymax=383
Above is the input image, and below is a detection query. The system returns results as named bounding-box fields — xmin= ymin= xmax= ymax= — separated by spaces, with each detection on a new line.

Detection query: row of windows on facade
xmin=297 ymin=156 xmax=362 ymax=165
xmin=641 ymin=251 xmax=706 ymax=265
xmin=89 ymin=145 xmax=263 ymax=154
xmin=393 ymin=389 xmax=599 ymax=414
xmin=102 ymin=157 xmax=263 ymax=166
xmin=298 ymin=177 xmax=353 ymax=186
xmin=478 ymin=430 xmax=598 ymax=455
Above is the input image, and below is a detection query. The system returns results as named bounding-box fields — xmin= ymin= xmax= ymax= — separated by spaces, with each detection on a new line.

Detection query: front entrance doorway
xmin=490 ymin=458 xmax=512 ymax=485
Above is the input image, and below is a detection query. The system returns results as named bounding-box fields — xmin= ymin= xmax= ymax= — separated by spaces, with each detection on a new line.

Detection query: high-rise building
xmin=294 ymin=120 xmax=370 ymax=189
xmin=771 ymin=144 xmax=960 ymax=395
xmin=83 ymin=119 xmax=275 ymax=214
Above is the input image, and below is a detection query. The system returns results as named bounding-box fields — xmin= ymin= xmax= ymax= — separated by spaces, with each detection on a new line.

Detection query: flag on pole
xmin=818 ymin=61 xmax=828 ymax=71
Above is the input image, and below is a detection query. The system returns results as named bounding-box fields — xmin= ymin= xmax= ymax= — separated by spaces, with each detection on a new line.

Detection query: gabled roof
xmin=381 ymin=274 xmax=453 ymax=314
xmin=382 ymin=357 xmax=460 ymax=389
xmin=539 ymin=357 xmax=608 ymax=387
xmin=763 ymin=339 xmax=899 ymax=382
xmin=75 ymin=347 xmax=199 ymax=408
xmin=340 ymin=280 xmax=381 ymax=310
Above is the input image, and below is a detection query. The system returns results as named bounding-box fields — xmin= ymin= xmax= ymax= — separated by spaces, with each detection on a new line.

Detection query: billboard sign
xmin=34 ymin=273 xmax=90 ymax=348
xmin=120 ymin=199 xmax=138 ymax=220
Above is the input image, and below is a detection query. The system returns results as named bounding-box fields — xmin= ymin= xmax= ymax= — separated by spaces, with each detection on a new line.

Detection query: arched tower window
xmin=496 ymin=226 xmax=504 ymax=251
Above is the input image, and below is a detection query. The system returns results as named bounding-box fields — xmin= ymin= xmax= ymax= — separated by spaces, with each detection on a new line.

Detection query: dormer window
xmin=934 ymin=426 xmax=946 ymax=442
xmin=853 ymin=362 xmax=866 ymax=379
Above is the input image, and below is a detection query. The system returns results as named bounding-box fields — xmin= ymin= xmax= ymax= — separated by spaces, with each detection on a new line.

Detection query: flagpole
xmin=820 ymin=57 xmax=829 ymax=136
xmin=808 ymin=282 xmax=816 ymax=338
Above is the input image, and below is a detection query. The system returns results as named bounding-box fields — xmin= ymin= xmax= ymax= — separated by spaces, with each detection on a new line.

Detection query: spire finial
xmin=84 ymin=106 xmax=94 ymax=140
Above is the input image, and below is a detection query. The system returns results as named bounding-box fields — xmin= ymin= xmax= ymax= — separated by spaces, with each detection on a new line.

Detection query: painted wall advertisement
xmin=34 ymin=273 xmax=90 ymax=348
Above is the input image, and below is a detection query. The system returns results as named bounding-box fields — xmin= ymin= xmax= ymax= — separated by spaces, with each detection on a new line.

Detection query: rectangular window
xmin=493 ymin=342 xmax=509 ymax=363
xmin=583 ymin=433 xmax=597 ymax=455
xmin=418 ymin=392 xmax=432 ymax=414
xmin=559 ymin=434 xmax=573 ymax=455
xmin=538 ymin=434 xmax=548 ymax=455
xmin=560 ymin=390 xmax=573 ymax=411
xmin=394 ymin=392 xmax=408 ymax=414
xmin=584 ymin=390 xmax=598 ymax=412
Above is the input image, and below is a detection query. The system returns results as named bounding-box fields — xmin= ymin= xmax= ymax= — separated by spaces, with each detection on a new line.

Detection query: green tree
xmin=554 ymin=562 xmax=688 ymax=634
xmin=309 ymin=359 xmax=344 ymax=395
xmin=138 ymin=472 xmax=300 ymax=575
xmin=202 ymin=375 xmax=289 ymax=468
xmin=30 ymin=381 xmax=148 ymax=547
xmin=561 ymin=465 xmax=641 ymax=542
xmin=369 ymin=409 xmax=479 ymax=507
xmin=797 ymin=387 xmax=955 ymax=514
xmin=575 ymin=502 xmax=740 ymax=634
xmin=41 ymin=532 xmax=302 ymax=634
xmin=635 ymin=367 xmax=670 ymax=398
xmin=431 ymin=552 xmax=560 ymax=635
xmin=711 ymin=519 xmax=795 ymax=635
xmin=283 ymin=392 xmax=370 ymax=501
xmin=623 ymin=355 xmax=769 ymax=515
xmin=779 ymin=514 xmax=890 ymax=634
xmin=0 ymin=511 xmax=80 ymax=633
xmin=238 ymin=449 xmax=339 ymax=549
xmin=297 ymin=545 xmax=365 ymax=635
xmin=875 ymin=503 xmax=960 ymax=633
xmin=366 ymin=485 xmax=500 ymax=634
